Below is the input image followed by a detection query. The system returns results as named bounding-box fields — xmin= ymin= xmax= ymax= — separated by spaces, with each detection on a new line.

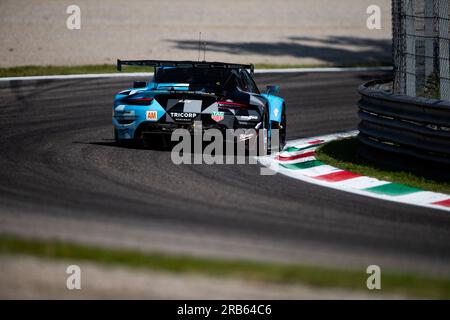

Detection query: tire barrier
xmin=357 ymin=80 xmax=450 ymax=173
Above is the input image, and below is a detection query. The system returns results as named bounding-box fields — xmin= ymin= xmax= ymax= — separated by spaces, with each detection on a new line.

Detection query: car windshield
xmin=154 ymin=67 xmax=235 ymax=93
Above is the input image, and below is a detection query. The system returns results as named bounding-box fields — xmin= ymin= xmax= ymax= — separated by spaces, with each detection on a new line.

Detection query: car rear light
xmin=126 ymin=98 xmax=154 ymax=105
xmin=217 ymin=101 xmax=248 ymax=108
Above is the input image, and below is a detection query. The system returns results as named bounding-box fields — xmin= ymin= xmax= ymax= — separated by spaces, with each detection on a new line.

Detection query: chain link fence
xmin=392 ymin=0 xmax=450 ymax=100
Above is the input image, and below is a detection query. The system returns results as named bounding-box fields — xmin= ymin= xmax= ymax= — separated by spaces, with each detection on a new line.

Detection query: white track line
xmin=0 ymin=72 xmax=154 ymax=82
xmin=255 ymin=66 xmax=393 ymax=74
xmin=0 ymin=66 xmax=392 ymax=82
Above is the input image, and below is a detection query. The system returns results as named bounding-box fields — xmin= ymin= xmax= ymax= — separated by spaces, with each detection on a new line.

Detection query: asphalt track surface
xmin=1 ymin=71 xmax=450 ymax=276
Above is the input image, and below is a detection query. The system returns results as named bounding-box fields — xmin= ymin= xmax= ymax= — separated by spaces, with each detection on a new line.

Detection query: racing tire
xmin=268 ymin=105 xmax=286 ymax=153
xmin=143 ymin=134 xmax=170 ymax=150
xmin=114 ymin=128 xmax=140 ymax=148
xmin=277 ymin=105 xmax=287 ymax=151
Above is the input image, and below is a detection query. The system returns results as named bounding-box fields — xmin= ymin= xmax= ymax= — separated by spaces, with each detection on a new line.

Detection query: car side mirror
xmin=266 ymin=85 xmax=280 ymax=95
xmin=133 ymin=81 xmax=147 ymax=88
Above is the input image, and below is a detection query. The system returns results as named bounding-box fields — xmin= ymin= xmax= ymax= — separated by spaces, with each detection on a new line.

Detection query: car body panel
xmin=113 ymin=64 xmax=285 ymax=144
xmin=261 ymin=93 xmax=284 ymax=123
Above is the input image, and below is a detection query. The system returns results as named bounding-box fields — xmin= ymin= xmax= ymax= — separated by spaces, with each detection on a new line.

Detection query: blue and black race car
xmin=113 ymin=60 xmax=286 ymax=152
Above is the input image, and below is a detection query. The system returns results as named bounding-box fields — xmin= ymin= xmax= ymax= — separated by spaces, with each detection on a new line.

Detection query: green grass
xmin=1 ymin=235 xmax=450 ymax=298
xmin=316 ymin=138 xmax=450 ymax=194
xmin=0 ymin=65 xmax=154 ymax=77
xmin=0 ymin=62 xmax=392 ymax=78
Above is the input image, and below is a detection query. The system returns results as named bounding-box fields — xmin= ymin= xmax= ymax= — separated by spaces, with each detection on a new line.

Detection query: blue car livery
xmin=113 ymin=60 xmax=286 ymax=151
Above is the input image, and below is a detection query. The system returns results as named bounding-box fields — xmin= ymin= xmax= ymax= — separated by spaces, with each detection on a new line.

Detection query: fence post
xmin=405 ymin=0 xmax=416 ymax=96
xmin=424 ymin=0 xmax=434 ymax=78
xmin=438 ymin=0 xmax=450 ymax=100
xmin=393 ymin=0 xmax=405 ymax=94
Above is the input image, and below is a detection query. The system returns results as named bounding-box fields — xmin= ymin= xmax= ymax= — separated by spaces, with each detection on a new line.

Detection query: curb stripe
xmin=283 ymin=144 xmax=320 ymax=153
xmin=364 ymin=183 xmax=422 ymax=196
xmin=307 ymin=139 xmax=324 ymax=145
xmin=432 ymin=199 xmax=450 ymax=207
xmin=393 ymin=191 xmax=450 ymax=204
xmin=298 ymin=165 xmax=342 ymax=177
xmin=280 ymin=160 xmax=324 ymax=170
xmin=314 ymin=170 xmax=361 ymax=182
xmin=332 ymin=176 xmax=389 ymax=189
xmin=276 ymin=151 xmax=316 ymax=161
xmin=258 ymin=131 xmax=450 ymax=212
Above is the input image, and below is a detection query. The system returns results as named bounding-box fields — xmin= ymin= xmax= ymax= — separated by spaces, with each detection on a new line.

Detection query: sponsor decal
xmin=238 ymin=115 xmax=258 ymax=121
xmin=211 ymin=111 xmax=225 ymax=122
xmin=146 ymin=110 xmax=158 ymax=121
xmin=170 ymin=112 xmax=197 ymax=118
xmin=170 ymin=112 xmax=197 ymax=122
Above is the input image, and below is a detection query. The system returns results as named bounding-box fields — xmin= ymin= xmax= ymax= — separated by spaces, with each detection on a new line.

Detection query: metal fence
xmin=392 ymin=0 xmax=450 ymax=100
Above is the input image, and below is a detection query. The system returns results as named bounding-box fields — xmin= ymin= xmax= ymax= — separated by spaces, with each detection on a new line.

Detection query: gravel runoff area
xmin=0 ymin=255 xmax=404 ymax=299
xmin=0 ymin=0 xmax=391 ymax=67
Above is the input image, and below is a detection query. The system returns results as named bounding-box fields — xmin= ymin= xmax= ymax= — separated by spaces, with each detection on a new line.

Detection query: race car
xmin=113 ymin=59 xmax=286 ymax=153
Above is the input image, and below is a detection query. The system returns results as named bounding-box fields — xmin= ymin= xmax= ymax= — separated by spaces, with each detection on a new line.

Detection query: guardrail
xmin=357 ymin=80 xmax=450 ymax=167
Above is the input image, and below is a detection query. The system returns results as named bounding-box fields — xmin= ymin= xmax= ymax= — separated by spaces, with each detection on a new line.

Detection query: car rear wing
xmin=117 ymin=59 xmax=254 ymax=73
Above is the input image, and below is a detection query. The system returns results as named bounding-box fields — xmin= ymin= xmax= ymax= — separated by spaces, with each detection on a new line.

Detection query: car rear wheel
xmin=279 ymin=105 xmax=286 ymax=151
xmin=143 ymin=134 xmax=171 ymax=150
xmin=114 ymin=128 xmax=119 ymax=143
xmin=115 ymin=128 xmax=141 ymax=148
xmin=268 ymin=106 xmax=286 ymax=153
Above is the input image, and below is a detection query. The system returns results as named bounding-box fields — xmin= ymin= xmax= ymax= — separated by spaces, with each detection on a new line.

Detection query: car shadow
xmin=72 ymin=140 xmax=172 ymax=151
